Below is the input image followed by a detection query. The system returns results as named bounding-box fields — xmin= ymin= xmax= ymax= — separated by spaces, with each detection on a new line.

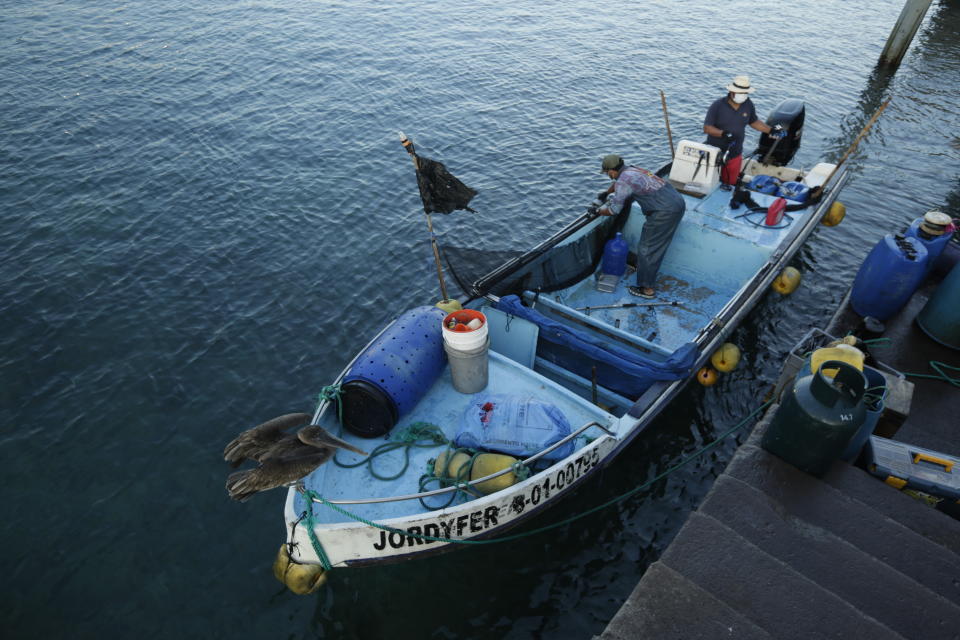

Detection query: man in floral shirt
xmin=597 ymin=155 xmax=685 ymax=299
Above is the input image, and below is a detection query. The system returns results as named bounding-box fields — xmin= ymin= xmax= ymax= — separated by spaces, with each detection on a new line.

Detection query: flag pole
xmin=399 ymin=132 xmax=451 ymax=304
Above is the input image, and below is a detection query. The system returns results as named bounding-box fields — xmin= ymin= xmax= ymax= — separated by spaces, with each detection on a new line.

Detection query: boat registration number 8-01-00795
xmin=511 ymin=446 xmax=601 ymax=514
xmin=369 ymin=445 xmax=603 ymax=551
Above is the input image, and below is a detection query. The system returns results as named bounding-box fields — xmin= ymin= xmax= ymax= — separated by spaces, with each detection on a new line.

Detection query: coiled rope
xmin=299 ymin=398 xmax=773 ymax=569
xmin=316 ymin=384 xmax=449 ymax=480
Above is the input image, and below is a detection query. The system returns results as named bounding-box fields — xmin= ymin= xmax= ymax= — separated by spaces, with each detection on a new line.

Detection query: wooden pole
xmin=879 ymin=0 xmax=934 ymax=67
xmin=399 ymin=132 xmax=450 ymax=303
xmin=660 ymin=90 xmax=675 ymax=159
xmin=810 ymin=99 xmax=891 ymax=200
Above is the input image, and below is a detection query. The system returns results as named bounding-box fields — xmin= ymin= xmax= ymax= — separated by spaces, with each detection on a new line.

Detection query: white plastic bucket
xmin=441 ymin=309 xmax=488 ymax=351
xmin=444 ymin=337 xmax=489 ymax=394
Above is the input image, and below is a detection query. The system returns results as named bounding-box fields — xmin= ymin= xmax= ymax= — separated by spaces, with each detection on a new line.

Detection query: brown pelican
xmin=225 ymin=414 xmax=366 ymax=502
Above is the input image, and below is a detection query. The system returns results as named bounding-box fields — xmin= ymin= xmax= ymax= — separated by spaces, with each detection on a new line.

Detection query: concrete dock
xmin=598 ymin=277 xmax=960 ymax=639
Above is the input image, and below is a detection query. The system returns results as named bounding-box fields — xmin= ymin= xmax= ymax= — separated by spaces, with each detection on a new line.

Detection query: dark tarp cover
xmin=415 ymin=156 xmax=478 ymax=214
xmin=493 ymin=294 xmax=698 ymax=397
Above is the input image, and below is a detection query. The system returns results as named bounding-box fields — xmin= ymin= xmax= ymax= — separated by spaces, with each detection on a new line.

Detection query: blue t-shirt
xmin=704 ymin=96 xmax=757 ymax=158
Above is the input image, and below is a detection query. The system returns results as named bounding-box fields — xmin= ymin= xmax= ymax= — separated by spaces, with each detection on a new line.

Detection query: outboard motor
xmin=756 ymin=99 xmax=805 ymax=166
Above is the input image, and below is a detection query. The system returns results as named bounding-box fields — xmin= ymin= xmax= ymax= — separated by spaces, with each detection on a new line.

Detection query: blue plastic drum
xmin=339 ymin=305 xmax=447 ymax=437
xmin=850 ymin=234 xmax=928 ymax=322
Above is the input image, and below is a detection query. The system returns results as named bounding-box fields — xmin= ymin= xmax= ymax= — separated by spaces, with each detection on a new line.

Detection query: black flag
xmin=414 ymin=156 xmax=478 ymax=214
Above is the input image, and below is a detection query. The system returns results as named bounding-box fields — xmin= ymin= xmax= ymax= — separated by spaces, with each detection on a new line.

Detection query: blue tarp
xmin=493 ymin=294 xmax=698 ymax=397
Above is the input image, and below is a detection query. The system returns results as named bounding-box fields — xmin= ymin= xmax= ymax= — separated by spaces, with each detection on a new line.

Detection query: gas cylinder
xmin=850 ymin=233 xmax=928 ymax=321
xmin=601 ymin=232 xmax=628 ymax=277
xmin=761 ymin=360 xmax=867 ymax=476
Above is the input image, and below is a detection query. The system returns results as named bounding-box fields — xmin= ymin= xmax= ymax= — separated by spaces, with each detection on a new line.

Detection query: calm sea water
xmin=2 ymin=1 xmax=958 ymax=638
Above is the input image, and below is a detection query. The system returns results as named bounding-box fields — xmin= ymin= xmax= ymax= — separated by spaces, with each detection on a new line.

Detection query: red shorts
xmin=721 ymin=154 xmax=742 ymax=185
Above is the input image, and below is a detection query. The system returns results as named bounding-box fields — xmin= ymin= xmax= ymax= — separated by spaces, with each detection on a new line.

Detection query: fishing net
xmin=415 ymin=156 xmax=478 ymax=214
xmin=439 ymin=207 xmax=628 ymax=300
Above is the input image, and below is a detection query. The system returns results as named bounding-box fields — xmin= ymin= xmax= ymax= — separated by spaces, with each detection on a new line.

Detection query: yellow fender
xmin=470 ymin=453 xmax=518 ymax=495
xmin=434 ymin=448 xmax=472 ymax=482
xmin=821 ymin=201 xmax=846 ymax=227
xmin=710 ymin=343 xmax=741 ymax=373
xmin=435 ymin=299 xmax=463 ymax=313
xmin=273 ymin=544 xmax=327 ymax=595
xmin=696 ymin=366 xmax=718 ymax=387
xmin=771 ymin=267 xmax=801 ymax=295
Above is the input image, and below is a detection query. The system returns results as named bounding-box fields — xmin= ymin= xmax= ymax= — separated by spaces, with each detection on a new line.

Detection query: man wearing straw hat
xmin=703 ymin=74 xmax=784 ymax=185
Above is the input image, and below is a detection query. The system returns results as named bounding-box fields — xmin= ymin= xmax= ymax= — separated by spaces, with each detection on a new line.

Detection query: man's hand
xmin=722 ymin=131 xmax=734 ymax=141
xmin=770 ymin=124 xmax=786 ymax=139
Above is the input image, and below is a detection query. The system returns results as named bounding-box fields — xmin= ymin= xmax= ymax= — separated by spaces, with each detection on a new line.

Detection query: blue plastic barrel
xmin=905 ymin=217 xmax=954 ymax=274
xmin=601 ymin=232 xmax=628 ymax=276
xmin=339 ymin=305 xmax=447 ymax=437
xmin=916 ymin=261 xmax=960 ymax=350
xmin=850 ymin=234 xmax=928 ymax=322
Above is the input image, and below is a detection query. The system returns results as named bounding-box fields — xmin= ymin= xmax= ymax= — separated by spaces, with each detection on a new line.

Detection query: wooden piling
xmin=879 ymin=0 xmax=934 ymax=67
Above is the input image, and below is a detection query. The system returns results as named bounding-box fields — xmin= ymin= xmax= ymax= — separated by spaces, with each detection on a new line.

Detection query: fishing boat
xmin=268 ymin=100 xmax=860 ymax=590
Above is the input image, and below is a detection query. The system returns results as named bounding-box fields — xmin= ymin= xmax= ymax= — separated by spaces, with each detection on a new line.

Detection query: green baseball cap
xmin=601 ymin=154 xmax=623 ymax=172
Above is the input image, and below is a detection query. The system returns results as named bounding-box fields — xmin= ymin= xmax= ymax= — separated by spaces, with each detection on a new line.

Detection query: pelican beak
xmin=299 ymin=426 xmax=367 ymax=456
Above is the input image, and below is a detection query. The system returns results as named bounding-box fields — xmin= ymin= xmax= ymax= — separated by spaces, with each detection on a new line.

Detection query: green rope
xmin=301 ymin=398 xmax=773 ymax=549
xmin=902 ymin=361 xmax=960 ymax=388
xmin=334 ymin=422 xmax=448 ymax=480
xmin=316 ymin=384 xmax=449 ymax=479
xmin=302 ymin=499 xmax=334 ymax=571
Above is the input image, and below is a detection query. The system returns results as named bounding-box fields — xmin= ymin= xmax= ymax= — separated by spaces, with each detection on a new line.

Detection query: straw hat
xmin=726 ymin=75 xmax=756 ymax=94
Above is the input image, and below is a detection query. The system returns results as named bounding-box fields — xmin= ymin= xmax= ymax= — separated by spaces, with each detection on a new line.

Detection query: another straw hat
xmin=726 ymin=75 xmax=756 ymax=94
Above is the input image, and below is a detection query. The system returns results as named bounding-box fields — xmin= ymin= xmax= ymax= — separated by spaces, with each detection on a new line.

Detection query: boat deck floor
xmin=298 ymin=350 xmax=615 ymax=525
xmin=543 ymin=268 xmax=726 ymax=354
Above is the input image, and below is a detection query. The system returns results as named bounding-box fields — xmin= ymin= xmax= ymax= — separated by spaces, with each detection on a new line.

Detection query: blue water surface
xmin=2 ymin=1 xmax=959 ymax=638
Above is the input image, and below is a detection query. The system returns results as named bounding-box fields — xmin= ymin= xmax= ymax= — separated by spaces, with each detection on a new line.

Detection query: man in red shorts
xmin=703 ymin=75 xmax=784 ymax=185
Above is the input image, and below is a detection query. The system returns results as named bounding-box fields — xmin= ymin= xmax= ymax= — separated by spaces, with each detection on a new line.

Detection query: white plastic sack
xmin=454 ymin=394 xmax=574 ymax=461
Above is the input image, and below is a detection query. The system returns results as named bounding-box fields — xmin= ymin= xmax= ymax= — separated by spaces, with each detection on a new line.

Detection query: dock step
xmin=700 ymin=473 xmax=960 ymax=636
xmin=657 ymin=511 xmax=907 ymax=639
xmin=597 ymin=561 xmax=773 ymax=640
xmin=725 ymin=444 xmax=960 ymax=606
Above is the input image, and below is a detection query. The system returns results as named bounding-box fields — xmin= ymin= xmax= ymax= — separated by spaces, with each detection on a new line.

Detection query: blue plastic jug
xmin=850 ymin=234 xmax=928 ymax=322
xmin=904 ymin=217 xmax=954 ymax=274
xmin=601 ymin=232 xmax=628 ymax=277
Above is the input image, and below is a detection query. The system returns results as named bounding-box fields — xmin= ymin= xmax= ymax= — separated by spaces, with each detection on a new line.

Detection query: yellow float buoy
xmin=710 ymin=343 xmax=741 ymax=373
xmin=435 ymin=298 xmax=463 ymax=313
xmin=434 ymin=448 xmax=472 ymax=481
xmin=821 ymin=201 xmax=846 ymax=227
xmin=470 ymin=453 xmax=518 ymax=495
xmin=273 ymin=544 xmax=327 ymax=595
xmin=696 ymin=366 xmax=718 ymax=386
xmin=771 ymin=267 xmax=801 ymax=295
